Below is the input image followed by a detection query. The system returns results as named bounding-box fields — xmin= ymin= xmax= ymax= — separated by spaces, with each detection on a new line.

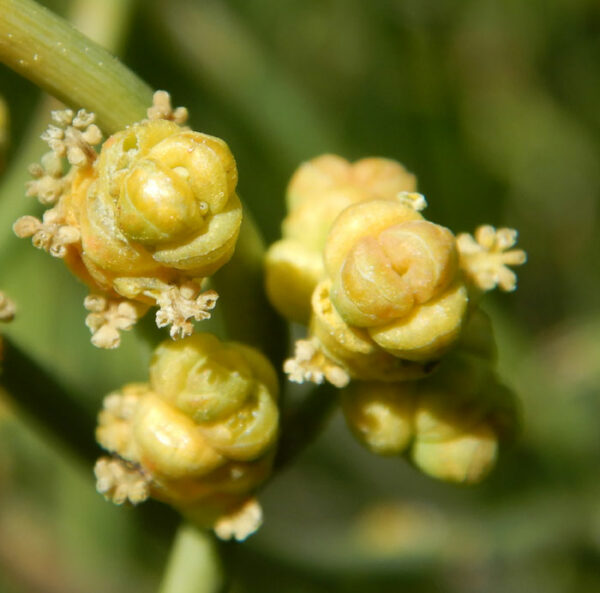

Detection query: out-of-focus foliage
xmin=1 ymin=0 xmax=600 ymax=591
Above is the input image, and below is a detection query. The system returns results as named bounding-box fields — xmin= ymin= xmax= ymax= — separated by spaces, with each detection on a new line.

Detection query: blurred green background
xmin=1 ymin=0 xmax=600 ymax=591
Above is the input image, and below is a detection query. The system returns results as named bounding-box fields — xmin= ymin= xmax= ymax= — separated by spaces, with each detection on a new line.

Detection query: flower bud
xmin=80 ymin=120 xmax=241 ymax=284
xmin=286 ymin=154 xmax=416 ymax=212
xmin=15 ymin=93 xmax=244 ymax=346
xmin=409 ymin=310 xmax=517 ymax=484
xmin=265 ymin=155 xmax=416 ymax=324
xmin=264 ymin=239 xmax=324 ymax=323
xmin=324 ymin=197 xmax=468 ymax=361
xmin=338 ymin=309 xmax=516 ymax=484
xmin=95 ymin=333 xmax=279 ymax=539
xmin=310 ymin=280 xmax=433 ymax=382
xmin=341 ymin=380 xmax=416 ymax=455
xmin=411 ymin=366 xmax=516 ymax=484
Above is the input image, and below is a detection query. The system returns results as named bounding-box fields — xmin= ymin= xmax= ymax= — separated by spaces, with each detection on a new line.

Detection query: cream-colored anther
xmin=213 ymin=498 xmax=263 ymax=542
xmin=283 ymin=337 xmax=351 ymax=388
xmin=147 ymin=90 xmax=189 ymax=125
xmin=84 ymin=295 xmax=147 ymax=349
xmin=397 ymin=191 xmax=427 ymax=211
xmin=457 ymin=225 xmax=527 ymax=292
xmin=94 ymin=457 xmax=150 ymax=505
xmin=41 ymin=108 xmax=102 ymax=167
xmin=13 ymin=210 xmax=80 ymax=258
xmin=26 ymin=152 xmax=69 ymax=205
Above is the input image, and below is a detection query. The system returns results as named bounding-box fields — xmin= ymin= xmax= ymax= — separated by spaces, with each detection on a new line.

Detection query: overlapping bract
xmin=95 ymin=333 xmax=279 ymax=541
xmin=323 ymin=198 xmax=468 ymax=363
xmin=341 ymin=311 xmax=517 ymax=483
xmin=265 ymin=154 xmax=416 ymax=323
xmin=266 ymin=153 xmax=525 ymax=483
xmin=14 ymin=93 xmax=242 ymax=347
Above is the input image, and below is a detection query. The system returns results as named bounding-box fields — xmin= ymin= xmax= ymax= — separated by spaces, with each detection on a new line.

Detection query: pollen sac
xmin=95 ymin=333 xmax=279 ymax=540
xmin=265 ymin=155 xmax=416 ymax=324
xmin=324 ymin=197 xmax=468 ymax=362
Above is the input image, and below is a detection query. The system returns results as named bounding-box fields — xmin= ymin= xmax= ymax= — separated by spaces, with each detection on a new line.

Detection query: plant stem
xmin=158 ymin=523 xmax=224 ymax=593
xmin=0 ymin=0 xmax=152 ymax=134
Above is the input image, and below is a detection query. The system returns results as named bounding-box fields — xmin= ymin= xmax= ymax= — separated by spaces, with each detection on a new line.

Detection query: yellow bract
xmin=324 ymin=198 xmax=467 ymax=361
xmin=15 ymin=93 xmax=244 ymax=347
xmin=341 ymin=381 xmax=416 ymax=456
xmin=340 ymin=310 xmax=517 ymax=484
xmin=310 ymin=280 xmax=433 ymax=383
xmin=265 ymin=154 xmax=416 ymax=324
xmin=74 ymin=119 xmax=241 ymax=289
xmin=95 ymin=333 xmax=279 ymax=540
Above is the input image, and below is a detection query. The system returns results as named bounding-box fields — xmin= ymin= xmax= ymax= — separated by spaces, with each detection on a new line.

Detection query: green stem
xmin=0 ymin=0 xmax=152 ymax=134
xmin=158 ymin=523 xmax=224 ymax=593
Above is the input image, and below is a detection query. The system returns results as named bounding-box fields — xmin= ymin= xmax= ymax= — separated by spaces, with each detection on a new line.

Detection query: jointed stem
xmin=0 ymin=0 xmax=152 ymax=133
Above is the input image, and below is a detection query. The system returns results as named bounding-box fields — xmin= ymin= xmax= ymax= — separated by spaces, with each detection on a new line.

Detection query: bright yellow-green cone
xmin=340 ymin=310 xmax=518 ymax=484
xmin=14 ymin=91 xmax=242 ymax=347
xmin=265 ymin=154 xmax=417 ymax=324
xmin=284 ymin=191 xmax=469 ymax=387
xmin=94 ymin=333 xmax=279 ymax=541
xmin=324 ymin=197 xmax=468 ymax=361
xmin=281 ymin=154 xmax=525 ymax=392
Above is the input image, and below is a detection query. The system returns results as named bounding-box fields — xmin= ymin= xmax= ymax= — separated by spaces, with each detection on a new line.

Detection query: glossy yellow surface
xmin=265 ymin=154 xmax=416 ymax=324
xmin=96 ymin=333 xmax=279 ymax=532
xmin=339 ymin=310 xmax=517 ymax=484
